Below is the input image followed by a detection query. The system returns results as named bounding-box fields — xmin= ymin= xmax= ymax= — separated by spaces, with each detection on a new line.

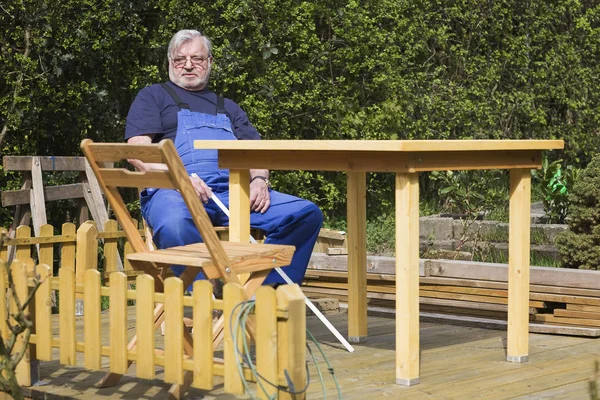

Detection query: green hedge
xmin=2 ymin=0 xmax=599 ymax=226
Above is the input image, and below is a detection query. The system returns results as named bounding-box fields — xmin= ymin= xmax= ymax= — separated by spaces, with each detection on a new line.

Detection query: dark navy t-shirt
xmin=125 ymin=81 xmax=261 ymax=142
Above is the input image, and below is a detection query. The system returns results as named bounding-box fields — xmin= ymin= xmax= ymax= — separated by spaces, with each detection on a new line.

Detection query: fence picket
xmin=256 ymin=286 xmax=278 ymax=400
xmin=15 ymin=226 xmax=33 ymax=270
xmin=277 ymin=285 xmax=307 ymax=400
xmin=75 ymin=222 xmax=98 ymax=287
xmin=60 ymin=223 xmax=76 ymax=272
xmin=136 ymin=274 xmax=156 ymax=380
xmin=0 ymin=227 xmax=7 ymax=262
xmin=35 ymin=264 xmax=53 ymax=361
xmin=192 ymin=280 xmax=213 ymax=390
xmin=110 ymin=272 xmax=128 ymax=374
xmin=38 ymin=224 xmax=54 ymax=271
xmin=59 ymin=267 xmax=76 ymax=365
xmin=224 ymin=283 xmax=245 ymax=395
xmin=164 ymin=277 xmax=184 ymax=385
xmin=12 ymin=260 xmax=31 ymax=386
xmin=0 ymin=259 xmax=7 ymax=339
xmin=84 ymin=269 xmax=102 ymax=370
xmin=103 ymin=219 xmax=119 ymax=274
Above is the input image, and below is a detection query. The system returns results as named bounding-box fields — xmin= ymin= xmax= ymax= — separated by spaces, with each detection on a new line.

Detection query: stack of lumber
xmin=304 ymin=254 xmax=600 ymax=337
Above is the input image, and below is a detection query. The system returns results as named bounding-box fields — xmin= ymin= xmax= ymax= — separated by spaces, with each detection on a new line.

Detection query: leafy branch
xmin=0 ymin=230 xmax=43 ymax=400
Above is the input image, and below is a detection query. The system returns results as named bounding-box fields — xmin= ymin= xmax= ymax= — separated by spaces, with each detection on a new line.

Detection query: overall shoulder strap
xmin=160 ymin=83 xmax=190 ymax=109
xmin=216 ymin=95 xmax=233 ymax=122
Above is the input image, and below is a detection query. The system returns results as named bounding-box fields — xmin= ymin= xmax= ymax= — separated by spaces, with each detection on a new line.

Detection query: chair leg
xmin=211 ymin=270 xmax=270 ymax=348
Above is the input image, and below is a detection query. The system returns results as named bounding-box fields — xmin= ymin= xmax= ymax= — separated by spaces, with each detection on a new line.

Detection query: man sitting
xmin=125 ymin=29 xmax=323 ymax=285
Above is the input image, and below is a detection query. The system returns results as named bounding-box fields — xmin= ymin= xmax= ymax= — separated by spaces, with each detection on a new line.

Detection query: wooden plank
xmin=164 ymin=277 xmax=184 ymax=385
xmin=529 ymin=292 xmax=600 ymax=306
xmin=421 ymin=276 xmax=600 ymax=298
xmin=426 ymin=258 xmax=600 ymax=290
xmin=276 ymin=285 xmax=306 ymax=400
xmin=195 ymin=139 xmax=564 ymax=152
xmin=1 ymin=183 xmax=85 ymax=207
xmin=59 ymin=267 xmax=76 ymax=365
xmin=61 ymin=223 xmax=76 ymax=272
xmin=0 ymin=260 xmax=7 ymax=339
xmin=75 ymin=222 xmax=98 ymax=302
xmin=29 ymin=156 xmax=48 ymax=241
xmin=553 ymin=309 xmax=600 ymax=320
xmin=533 ymin=314 xmax=600 ymax=327
xmin=255 ymin=286 xmax=277 ymax=400
xmin=229 ymin=169 xmax=250 ymax=284
xmin=11 ymin=261 xmax=31 ymax=386
xmin=98 ymin=169 xmax=174 ymax=189
xmin=83 ymin=269 xmax=101 ymax=370
xmin=3 ymin=156 xmax=87 ymax=171
xmin=34 ymin=264 xmax=53 ymax=361
xmin=38 ymin=225 xmax=54 ymax=274
xmin=310 ymin=253 xmax=426 ymax=276
xmin=347 ymin=171 xmax=367 ymax=341
xmin=103 ymin=219 xmax=119 ymax=274
xmin=224 ymin=283 xmax=244 ymax=394
xmin=84 ymin=142 xmax=166 ymax=164
xmin=109 ymin=272 xmax=128 ymax=374
xmin=136 ymin=274 xmax=156 ymax=380
xmin=15 ymin=224 xmax=33 ymax=269
xmin=396 ymin=172 xmax=420 ymax=385
xmin=567 ymin=304 xmax=600 ymax=313
xmin=192 ymin=280 xmax=213 ymax=390
xmin=216 ymin=149 xmax=544 ymax=172
xmin=2 ymin=233 xmax=76 ymax=246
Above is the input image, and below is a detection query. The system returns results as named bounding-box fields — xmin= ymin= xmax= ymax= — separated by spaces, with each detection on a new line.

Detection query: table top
xmin=193 ymin=139 xmax=564 ymax=173
xmin=194 ymin=139 xmax=564 ymax=152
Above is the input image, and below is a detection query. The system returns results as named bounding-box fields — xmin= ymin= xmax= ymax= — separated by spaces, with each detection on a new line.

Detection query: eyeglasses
xmin=171 ymin=55 xmax=212 ymax=69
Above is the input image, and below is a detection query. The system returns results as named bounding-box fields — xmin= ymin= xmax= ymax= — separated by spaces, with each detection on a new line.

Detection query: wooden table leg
xmin=507 ymin=168 xmax=531 ymax=362
xmin=396 ymin=173 xmax=420 ymax=385
xmin=347 ymin=171 xmax=367 ymax=343
xmin=229 ymin=169 xmax=251 ymax=285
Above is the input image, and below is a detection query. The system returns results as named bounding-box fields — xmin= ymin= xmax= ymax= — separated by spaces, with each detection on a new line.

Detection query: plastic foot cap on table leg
xmin=396 ymin=377 xmax=420 ymax=386
xmin=348 ymin=336 xmax=367 ymax=344
xmin=507 ymin=355 xmax=529 ymax=363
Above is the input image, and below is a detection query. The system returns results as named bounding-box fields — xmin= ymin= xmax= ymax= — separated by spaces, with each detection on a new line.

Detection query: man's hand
xmin=190 ymin=174 xmax=213 ymax=203
xmin=250 ymin=178 xmax=270 ymax=213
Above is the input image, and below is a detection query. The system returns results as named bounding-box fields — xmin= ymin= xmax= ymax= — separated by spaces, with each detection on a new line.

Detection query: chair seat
xmin=126 ymin=242 xmax=295 ymax=279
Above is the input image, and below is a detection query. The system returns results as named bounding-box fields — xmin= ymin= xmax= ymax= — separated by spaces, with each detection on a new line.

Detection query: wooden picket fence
xmin=0 ymin=223 xmax=307 ymax=399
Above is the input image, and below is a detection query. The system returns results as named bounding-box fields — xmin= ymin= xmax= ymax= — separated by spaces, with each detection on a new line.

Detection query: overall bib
xmin=140 ymin=84 xmax=322 ymax=284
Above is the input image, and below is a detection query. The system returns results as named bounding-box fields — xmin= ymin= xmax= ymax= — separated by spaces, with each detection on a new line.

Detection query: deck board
xmin=22 ymin=307 xmax=600 ymax=399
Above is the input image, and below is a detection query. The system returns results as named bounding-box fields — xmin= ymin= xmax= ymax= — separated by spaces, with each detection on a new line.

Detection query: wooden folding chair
xmin=80 ymin=138 xmax=295 ymax=397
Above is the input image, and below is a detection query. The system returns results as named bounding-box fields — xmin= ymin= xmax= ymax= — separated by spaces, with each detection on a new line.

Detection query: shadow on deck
xmin=22 ymin=311 xmax=600 ymax=400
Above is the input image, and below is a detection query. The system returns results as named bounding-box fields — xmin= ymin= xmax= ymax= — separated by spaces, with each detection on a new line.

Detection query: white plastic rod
xmin=197 ymin=177 xmax=354 ymax=353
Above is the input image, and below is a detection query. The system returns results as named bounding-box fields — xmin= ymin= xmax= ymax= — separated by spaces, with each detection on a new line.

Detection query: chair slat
xmin=99 ymin=169 xmax=175 ymax=189
xmin=86 ymin=142 xmax=165 ymax=163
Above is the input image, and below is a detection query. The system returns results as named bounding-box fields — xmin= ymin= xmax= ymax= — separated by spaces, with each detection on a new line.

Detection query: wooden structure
xmin=304 ymin=254 xmax=600 ymax=336
xmin=194 ymin=139 xmax=564 ymax=385
xmin=0 ymin=258 xmax=307 ymax=399
xmin=1 ymin=155 xmax=121 ymax=269
xmin=80 ymin=139 xmax=297 ymax=397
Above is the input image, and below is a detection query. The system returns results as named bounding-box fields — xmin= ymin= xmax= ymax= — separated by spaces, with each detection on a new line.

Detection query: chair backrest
xmin=80 ymin=138 xmax=235 ymax=281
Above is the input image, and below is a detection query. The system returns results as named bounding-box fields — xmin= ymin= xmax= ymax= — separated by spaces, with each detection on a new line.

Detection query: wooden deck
xmin=22 ymin=308 xmax=600 ymax=400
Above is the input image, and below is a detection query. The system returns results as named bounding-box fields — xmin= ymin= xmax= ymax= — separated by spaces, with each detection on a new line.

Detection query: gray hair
xmin=167 ymin=29 xmax=212 ymax=59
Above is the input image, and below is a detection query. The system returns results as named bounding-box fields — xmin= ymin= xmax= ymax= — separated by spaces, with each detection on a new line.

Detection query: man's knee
xmin=150 ymin=209 xmax=199 ymax=248
xmin=300 ymin=201 xmax=323 ymax=231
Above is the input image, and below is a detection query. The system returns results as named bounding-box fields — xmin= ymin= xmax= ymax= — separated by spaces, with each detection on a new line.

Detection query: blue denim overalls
xmin=140 ymin=84 xmax=322 ymax=284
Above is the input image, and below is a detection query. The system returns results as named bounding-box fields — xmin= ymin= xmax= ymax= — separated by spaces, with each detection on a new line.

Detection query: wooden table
xmin=194 ymin=139 xmax=564 ymax=385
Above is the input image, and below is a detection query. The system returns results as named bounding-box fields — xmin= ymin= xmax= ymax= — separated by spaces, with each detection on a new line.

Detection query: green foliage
xmin=556 ymin=154 xmax=600 ymax=269
xmin=429 ymin=170 xmax=508 ymax=218
xmin=2 ymin=0 xmax=600 ymax=227
xmin=532 ymin=156 xmax=581 ymax=223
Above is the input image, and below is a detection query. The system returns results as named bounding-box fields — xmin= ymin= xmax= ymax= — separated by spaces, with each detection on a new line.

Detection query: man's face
xmin=169 ymin=37 xmax=213 ymax=91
